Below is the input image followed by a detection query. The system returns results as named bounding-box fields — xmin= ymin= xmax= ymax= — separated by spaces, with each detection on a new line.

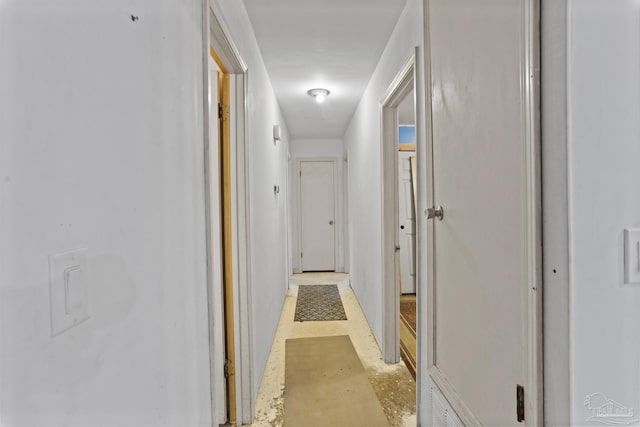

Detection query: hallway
xmin=245 ymin=273 xmax=416 ymax=427
xmin=3 ymin=1 xmax=640 ymax=426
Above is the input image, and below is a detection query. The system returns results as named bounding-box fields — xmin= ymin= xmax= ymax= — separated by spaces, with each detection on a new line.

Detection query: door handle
xmin=329 ymin=220 xmax=334 ymax=225
xmin=426 ymin=206 xmax=444 ymax=220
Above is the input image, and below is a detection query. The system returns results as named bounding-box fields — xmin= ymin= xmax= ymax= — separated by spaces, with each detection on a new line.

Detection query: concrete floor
xmin=241 ymin=273 xmax=416 ymax=427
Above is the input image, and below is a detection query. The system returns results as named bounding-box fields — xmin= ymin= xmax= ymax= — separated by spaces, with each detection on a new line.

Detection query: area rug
xmin=284 ymin=335 xmax=389 ymax=427
xmin=294 ymin=284 xmax=347 ymax=322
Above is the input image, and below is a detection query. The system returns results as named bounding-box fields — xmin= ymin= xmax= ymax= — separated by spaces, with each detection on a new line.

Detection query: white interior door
xmin=300 ymin=160 xmax=336 ymax=271
xmin=427 ymin=0 xmax=541 ymax=425
xmin=398 ymin=151 xmax=416 ymax=294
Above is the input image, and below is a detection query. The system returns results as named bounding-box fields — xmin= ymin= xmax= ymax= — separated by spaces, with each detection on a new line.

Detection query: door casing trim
xmin=380 ymin=51 xmax=417 ymax=365
xmin=204 ymin=2 xmax=254 ymax=424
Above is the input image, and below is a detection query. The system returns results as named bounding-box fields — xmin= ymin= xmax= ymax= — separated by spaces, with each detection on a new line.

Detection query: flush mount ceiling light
xmin=307 ymin=88 xmax=330 ymax=103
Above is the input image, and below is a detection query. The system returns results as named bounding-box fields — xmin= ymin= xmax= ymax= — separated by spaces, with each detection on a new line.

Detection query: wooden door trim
xmin=422 ymin=0 xmax=543 ymax=424
xmin=380 ymin=51 xmax=416 ymax=364
xmin=296 ymin=158 xmax=338 ymax=272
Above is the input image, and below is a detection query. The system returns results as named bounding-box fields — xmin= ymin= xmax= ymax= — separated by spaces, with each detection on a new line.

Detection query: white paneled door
xmin=300 ymin=160 xmax=336 ymax=271
xmin=398 ymin=151 xmax=416 ymax=294
xmin=426 ymin=0 xmax=541 ymax=425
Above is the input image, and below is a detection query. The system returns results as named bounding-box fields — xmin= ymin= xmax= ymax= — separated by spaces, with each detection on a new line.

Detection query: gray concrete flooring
xmin=240 ymin=273 xmax=416 ymax=427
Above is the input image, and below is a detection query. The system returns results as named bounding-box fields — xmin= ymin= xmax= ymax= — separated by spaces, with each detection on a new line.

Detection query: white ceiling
xmin=243 ymin=0 xmax=408 ymax=139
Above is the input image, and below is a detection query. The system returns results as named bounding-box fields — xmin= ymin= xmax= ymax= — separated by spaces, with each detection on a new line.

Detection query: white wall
xmin=343 ymin=0 xmax=424 ymax=354
xmin=0 ymin=1 xmax=212 ymax=426
xmin=0 ymin=0 xmax=291 ymax=425
xmin=567 ymin=1 xmax=640 ymax=424
xmin=213 ymin=0 xmax=291 ymax=399
xmin=289 ymin=139 xmax=345 ymax=273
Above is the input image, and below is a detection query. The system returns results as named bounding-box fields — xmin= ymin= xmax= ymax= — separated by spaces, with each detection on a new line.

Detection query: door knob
xmin=426 ymin=206 xmax=444 ymax=220
xmin=329 ymin=220 xmax=334 ymax=225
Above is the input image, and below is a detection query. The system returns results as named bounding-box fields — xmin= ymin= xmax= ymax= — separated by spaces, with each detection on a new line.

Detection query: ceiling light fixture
xmin=307 ymin=88 xmax=330 ymax=103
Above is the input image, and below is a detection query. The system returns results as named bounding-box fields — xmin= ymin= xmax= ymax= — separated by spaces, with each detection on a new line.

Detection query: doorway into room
xmin=205 ymin=6 xmax=254 ymax=426
xmin=380 ymin=52 xmax=419 ymax=388
xmin=397 ymin=89 xmax=417 ymax=379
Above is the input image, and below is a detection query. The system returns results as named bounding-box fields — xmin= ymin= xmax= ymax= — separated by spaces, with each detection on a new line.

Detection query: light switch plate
xmin=49 ymin=248 xmax=90 ymax=336
xmin=624 ymin=229 xmax=640 ymax=285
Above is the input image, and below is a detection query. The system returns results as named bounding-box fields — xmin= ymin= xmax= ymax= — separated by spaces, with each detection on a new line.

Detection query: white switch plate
xmin=49 ymin=248 xmax=89 ymax=336
xmin=624 ymin=229 xmax=640 ymax=285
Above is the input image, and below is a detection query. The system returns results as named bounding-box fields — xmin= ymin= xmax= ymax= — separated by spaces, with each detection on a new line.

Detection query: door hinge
xmin=218 ymin=103 xmax=224 ymax=120
xmin=516 ymin=384 xmax=525 ymax=422
xmin=300 ymin=252 xmax=303 ymax=258
xmin=224 ymin=359 xmax=235 ymax=378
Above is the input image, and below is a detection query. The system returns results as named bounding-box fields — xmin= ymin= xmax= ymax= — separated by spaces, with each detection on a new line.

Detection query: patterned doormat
xmin=294 ymin=284 xmax=347 ymax=322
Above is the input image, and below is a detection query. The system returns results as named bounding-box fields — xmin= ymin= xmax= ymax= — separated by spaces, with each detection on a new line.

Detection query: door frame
xmin=343 ymin=154 xmax=350 ymax=274
xmin=296 ymin=158 xmax=338 ymax=272
xmin=204 ymin=3 xmax=254 ymax=425
xmin=380 ymin=52 xmax=417 ymax=364
xmin=422 ymin=0 xmax=543 ymax=424
xmin=286 ymin=150 xmax=293 ymax=277
xmin=205 ymin=53 xmax=226 ymax=426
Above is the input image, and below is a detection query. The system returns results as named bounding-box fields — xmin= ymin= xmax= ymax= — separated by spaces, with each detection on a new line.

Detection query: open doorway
xmin=397 ymin=89 xmax=417 ymax=379
xmin=380 ymin=51 xmax=418 ymax=382
xmin=205 ymin=5 xmax=254 ymax=426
